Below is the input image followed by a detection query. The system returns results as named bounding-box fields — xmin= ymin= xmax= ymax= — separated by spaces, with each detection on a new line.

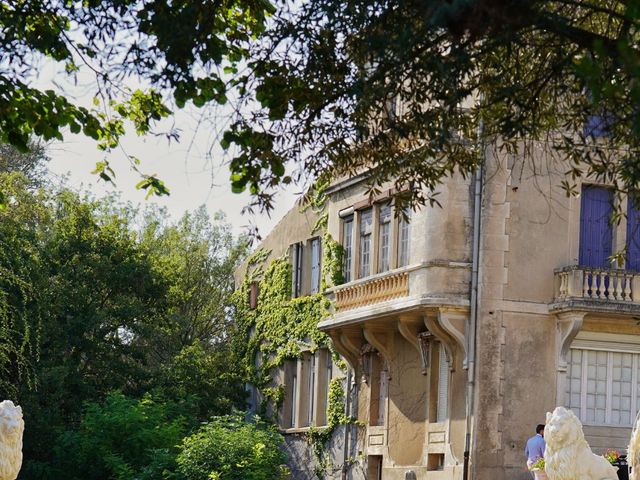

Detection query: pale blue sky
xmin=40 ymin=63 xmax=297 ymax=238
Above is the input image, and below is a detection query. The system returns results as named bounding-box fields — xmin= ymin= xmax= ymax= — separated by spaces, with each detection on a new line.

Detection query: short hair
xmin=536 ymin=424 xmax=545 ymax=434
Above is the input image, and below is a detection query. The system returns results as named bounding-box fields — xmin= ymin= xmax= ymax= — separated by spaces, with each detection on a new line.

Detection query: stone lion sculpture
xmin=629 ymin=410 xmax=640 ymax=480
xmin=544 ymin=406 xmax=617 ymax=480
xmin=0 ymin=401 xmax=24 ymax=480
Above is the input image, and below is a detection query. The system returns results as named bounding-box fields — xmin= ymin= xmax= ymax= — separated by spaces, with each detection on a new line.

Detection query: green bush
xmin=176 ymin=414 xmax=288 ymax=480
xmin=53 ymin=392 xmax=188 ymax=480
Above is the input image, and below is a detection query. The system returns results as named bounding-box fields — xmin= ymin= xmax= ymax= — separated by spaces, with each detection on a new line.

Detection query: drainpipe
xmin=341 ymin=368 xmax=353 ymax=480
xmin=463 ymin=113 xmax=484 ymax=480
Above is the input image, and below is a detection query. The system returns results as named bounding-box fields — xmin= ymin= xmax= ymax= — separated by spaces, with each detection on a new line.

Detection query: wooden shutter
xmin=579 ymin=186 xmax=613 ymax=268
xmin=628 ymin=197 xmax=640 ymax=270
xmin=437 ymin=344 xmax=449 ymax=422
xmin=310 ymin=238 xmax=321 ymax=294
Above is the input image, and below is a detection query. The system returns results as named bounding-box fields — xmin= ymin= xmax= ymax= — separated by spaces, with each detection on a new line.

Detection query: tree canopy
xmin=0 ymin=0 xmax=274 ymax=199
xmin=4 ymin=1 xmax=640 ymax=209
xmin=225 ymin=0 xmax=640 ymax=209
xmin=0 ymin=171 xmax=249 ymax=478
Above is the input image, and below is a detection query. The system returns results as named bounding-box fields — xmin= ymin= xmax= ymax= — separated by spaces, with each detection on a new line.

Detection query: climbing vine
xmin=232 ymin=251 xmax=333 ymax=412
xmin=232 ymin=237 xmax=351 ymax=476
xmin=322 ymin=232 xmax=344 ymax=289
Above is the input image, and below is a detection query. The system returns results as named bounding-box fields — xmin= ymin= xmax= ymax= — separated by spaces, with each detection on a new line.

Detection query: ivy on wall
xmin=232 ymin=233 xmax=352 ymax=477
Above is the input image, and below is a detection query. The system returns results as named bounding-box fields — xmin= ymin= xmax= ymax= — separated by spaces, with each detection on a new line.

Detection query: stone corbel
xmin=397 ymin=317 xmax=429 ymax=375
xmin=363 ymin=325 xmax=394 ymax=378
xmin=556 ymin=311 xmax=585 ymax=370
xmin=327 ymin=328 xmax=362 ymax=372
xmin=424 ymin=308 xmax=468 ymax=372
xmin=555 ymin=311 xmax=585 ymax=407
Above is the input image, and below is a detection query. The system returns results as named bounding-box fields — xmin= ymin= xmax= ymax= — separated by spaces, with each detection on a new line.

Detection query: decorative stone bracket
xmin=327 ymin=327 xmax=363 ymax=372
xmin=363 ymin=326 xmax=394 ymax=379
xmin=554 ymin=311 xmax=585 ymax=407
xmin=556 ymin=311 xmax=585 ymax=369
xmin=397 ymin=316 xmax=430 ymax=375
xmin=424 ymin=308 xmax=468 ymax=372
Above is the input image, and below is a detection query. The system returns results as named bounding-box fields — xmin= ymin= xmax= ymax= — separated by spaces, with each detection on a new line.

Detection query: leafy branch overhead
xmin=5 ymin=0 xmax=640 ymax=210
xmin=224 ymin=0 xmax=640 ymax=209
xmin=0 ymin=0 xmax=274 ymax=202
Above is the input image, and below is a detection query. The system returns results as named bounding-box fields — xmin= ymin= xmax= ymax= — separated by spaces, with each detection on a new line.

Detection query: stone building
xmin=237 ymin=145 xmax=640 ymax=479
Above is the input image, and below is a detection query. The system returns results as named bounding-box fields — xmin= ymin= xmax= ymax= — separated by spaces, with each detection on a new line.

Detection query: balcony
xmin=551 ymin=265 xmax=640 ymax=314
xmin=334 ymin=270 xmax=409 ymax=311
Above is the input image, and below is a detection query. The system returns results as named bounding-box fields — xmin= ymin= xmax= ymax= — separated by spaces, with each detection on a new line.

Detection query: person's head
xmin=536 ymin=424 xmax=545 ymax=436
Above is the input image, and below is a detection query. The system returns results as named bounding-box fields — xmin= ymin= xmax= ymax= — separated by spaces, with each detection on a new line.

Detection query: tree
xmin=0 ymin=0 xmax=274 ymax=201
xmin=0 ymin=142 xmax=50 ymax=189
xmin=52 ymin=392 xmax=189 ymax=480
xmin=222 ymin=0 xmax=640 ymax=210
xmin=0 ymin=174 xmax=249 ymax=477
xmin=140 ymin=207 xmax=248 ymax=355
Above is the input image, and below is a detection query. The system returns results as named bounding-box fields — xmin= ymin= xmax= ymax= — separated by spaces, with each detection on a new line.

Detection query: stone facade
xmin=237 ymin=146 xmax=640 ymax=479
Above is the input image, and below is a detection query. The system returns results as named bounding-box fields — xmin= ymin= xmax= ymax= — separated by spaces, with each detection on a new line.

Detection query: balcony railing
xmin=555 ymin=266 xmax=640 ymax=303
xmin=334 ymin=270 xmax=409 ymax=311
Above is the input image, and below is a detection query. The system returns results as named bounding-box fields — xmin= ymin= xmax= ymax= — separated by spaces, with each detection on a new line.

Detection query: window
xmin=310 ymin=238 xmax=321 ymax=294
xmin=566 ymin=347 xmax=639 ymax=426
xmin=343 ymin=216 xmax=354 ymax=283
xmin=397 ymin=208 xmax=411 ymax=267
xmin=291 ymin=242 xmax=303 ymax=297
xmin=367 ymin=352 xmax=387 ymax=426
xmin=325 ymin=351 xmax=333 ymax=409
xmin=283 ymin=359 xmax=299 ymax=428
xmin=579 ymin=185 xmax=613 ymax=268
xmin=378 ymin=203 xmax=391 ymax=273
xmin=359 ymin=208 xmax=373 ymax=277
xmin=281 ymin=348 xmax=334 ymax=429
xmin=340 ymin=200 xmax=412 ymax=280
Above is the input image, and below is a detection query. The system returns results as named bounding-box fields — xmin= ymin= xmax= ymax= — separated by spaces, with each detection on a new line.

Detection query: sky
xmin=40 ymin=64 xmax=298 ymax=239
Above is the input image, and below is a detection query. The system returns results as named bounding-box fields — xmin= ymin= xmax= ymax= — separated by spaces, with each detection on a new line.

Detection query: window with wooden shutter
xmin=579 ymin=185 xmax=614 ymax=268
xmin=397 ymin=207 xmax=411 ymax=267
xmin=437 ymin=344 xmax=449 ymax=423
xmin=291 ymin=242 xmax=303 ymax=297
xmin=378 ymin=203 xmax=391 ymax=273
xmin=627 ymin=196 xmax=640 ymax=270
xmin=310 ymin=238 xmax=321 ymax=294
xmin=566 ymin=344 xmax=640 ymax=426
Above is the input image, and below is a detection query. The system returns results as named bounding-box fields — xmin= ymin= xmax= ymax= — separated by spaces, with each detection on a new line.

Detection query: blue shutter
xmin=584 ymin=114 xmax=613 ymax=137
xmin=579 ymin=186 xmax=613 ymax=268
xmin=627 ymin=197 xmax=640 ymax=270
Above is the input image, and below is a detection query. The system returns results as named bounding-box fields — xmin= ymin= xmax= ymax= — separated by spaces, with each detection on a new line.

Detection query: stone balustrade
xmin=555 ymin=266 xmax=640 ymax=303
xmin=335 ymin=271 xmax=409 ymax=311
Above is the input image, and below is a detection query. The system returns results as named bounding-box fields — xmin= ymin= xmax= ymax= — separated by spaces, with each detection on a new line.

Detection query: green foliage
xmin=161 ymin=341 xmax=248 ymax=421
xmin=175 ymin=414 xmax=288 ymax=480
xmin=322 ymin=233 xmax=344 ymax=288
xmin=232 ymin=256 xmax=332 ymax=402
xmin=231 ymin=242 xmax=350 ymax=476
xmin=0 ymin=173 xmax=249 ymax=478
xmin=53 ymin=392 xmax=188 ymax=480
xmin=0 ymin=173 xmax=45 ymax=398
xmin=0 ymin=0 xmax=275 ymax=205
xmin=222 ymin=0 xmax=640 ymax=213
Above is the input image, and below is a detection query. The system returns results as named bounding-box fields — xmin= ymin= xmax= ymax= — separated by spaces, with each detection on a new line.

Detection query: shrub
xmin=176 ymin=414 xmax=288 ymax=480
xmin=53 ymin=392 xmax=188 ymax=480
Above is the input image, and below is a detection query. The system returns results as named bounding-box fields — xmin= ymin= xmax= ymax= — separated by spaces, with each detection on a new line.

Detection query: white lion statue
xmin=0 ymin=401 xmax=24 ymax=480
xmin=628 ymin=410 xmax=640 ymax=480
xmin=544 ymin=406 xmax=617 ymax=480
